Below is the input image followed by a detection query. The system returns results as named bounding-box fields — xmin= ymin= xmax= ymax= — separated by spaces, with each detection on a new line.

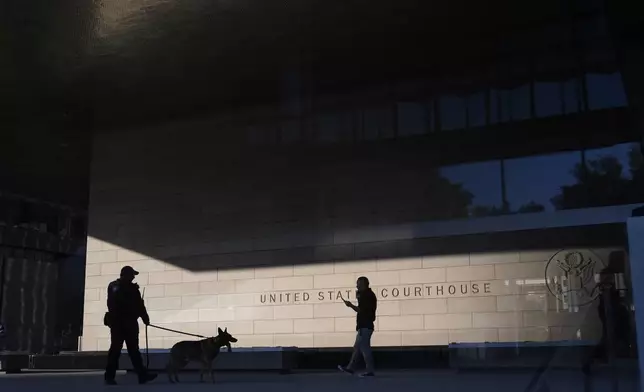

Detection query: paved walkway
xmin=0 ymin=369 xmax=639 ymax=391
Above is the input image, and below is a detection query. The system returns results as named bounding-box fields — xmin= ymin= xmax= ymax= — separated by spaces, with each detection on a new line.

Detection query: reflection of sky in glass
xmin=437 ymin=144 xmax=639 ymax=214
xmin=397 ymin=103 xmax=427 ymax=136
xmin=586 ymin=73 xmax=628 ymax=110
xmin=535 ymin=81 xmax=562 ymax=118
xmin=440 ymin=96 xmax=466 ymax=130
xmin=511 ymin=84 xmax=531 ymax=121
xmin=563 ymin=78 xmax=581 ymax=114
xmin=467 ymin=93 xmax=486 ymax=127
xmin=490 ymin=89 xmax=514 ymax=123
xmin=505 ymin=151 xmax=581 ymax=212
xmin=440 ymin=161 xmax=503 ymax=209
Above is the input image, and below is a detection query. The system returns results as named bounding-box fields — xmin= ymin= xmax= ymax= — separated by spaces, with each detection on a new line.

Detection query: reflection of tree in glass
xmin=470 ymin=201 xmax=545 ymax=217
xmin=516 ymin=201 xmax=546 ymax=213
xmin=422 ymin=172 xmax=475 ymax=220
xmin=320 ymin=162 xmax=475 ymax=225
xmin=629 ymin=145 xmax=644 ymax=186
xmin=471 ymin=204 xmax=508 ymax=217
xmin=551 ymin=146 xmax=644 ymax=209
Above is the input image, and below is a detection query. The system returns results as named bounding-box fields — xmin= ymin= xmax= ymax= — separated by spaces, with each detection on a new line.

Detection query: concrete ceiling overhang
xmin=4 ymin=0 xmax=571 ymax=131
xmin=0 ymin=0 xmax=588 ymax=205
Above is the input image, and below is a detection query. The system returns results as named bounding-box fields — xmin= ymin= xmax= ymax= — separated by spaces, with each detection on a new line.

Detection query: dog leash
xmin=148 ymin=324 xmax=207 ymax=338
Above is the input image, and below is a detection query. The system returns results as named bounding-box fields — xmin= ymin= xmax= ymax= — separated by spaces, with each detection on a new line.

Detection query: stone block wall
xmin=82 ymin=243 xmax=618 ymax=351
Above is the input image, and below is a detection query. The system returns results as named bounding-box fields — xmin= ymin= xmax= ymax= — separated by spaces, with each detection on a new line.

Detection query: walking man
xmin=104 ymin=266 xmax=157 ymax=385
xmin=338 ymin=276 xmax=377 ymax=377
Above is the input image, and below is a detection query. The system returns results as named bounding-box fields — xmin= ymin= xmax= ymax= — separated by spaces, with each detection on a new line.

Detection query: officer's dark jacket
xmin=356 ymin=288 xmax=377 ymax=330
xmin=106 ymin=279 xmax=149 ymax=324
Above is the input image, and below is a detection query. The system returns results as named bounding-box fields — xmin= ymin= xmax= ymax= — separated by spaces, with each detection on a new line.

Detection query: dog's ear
xmin=218 ymin=327 xmax=223 ymax=335
xmin=224 ymin=328 xmax=228 ymax=333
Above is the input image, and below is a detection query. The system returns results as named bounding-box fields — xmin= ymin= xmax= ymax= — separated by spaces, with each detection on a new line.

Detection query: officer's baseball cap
xmin=120 ymin=265 xmax=139 ymax=276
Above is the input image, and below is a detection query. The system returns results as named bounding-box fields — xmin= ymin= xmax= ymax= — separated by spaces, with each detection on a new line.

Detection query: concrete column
xmin=627 ymin=217 xmax=644 ymax=390
xmin=604 ymin=0 xmax=644 ymax=148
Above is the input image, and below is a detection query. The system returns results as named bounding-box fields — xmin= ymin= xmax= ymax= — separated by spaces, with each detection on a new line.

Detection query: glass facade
xmin=0 ymin=192 xmax=86 ymax=239
xmin=246 ymin=70 xmax=628 ymax=146
xmin=0 ymin=192 xmax=86 ymax=354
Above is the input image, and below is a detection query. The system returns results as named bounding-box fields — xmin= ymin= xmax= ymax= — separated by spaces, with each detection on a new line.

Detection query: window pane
xmin=575 ymin=0 xmax=603 ymax=11
xmin=506 ymin=151 xmax=582 ymax=212
xmin=491 ymin=89 xmax=512 ymax=123
xmin=363 ymin=106 xmax=394 ymax=139
xmin=397 ymin=102 xmax=428 ymax=137
xmin=280 ymin=71 xmax=301 ymax=116
xmin=540 ymin=22 xmax=571 ymax=48
xmin=511 ymin=84 xmax=531 ymax=121
xmin=576 ymin=16 xmax=608 ymax=42
xmin=280 ymin=98 xmax=301 ymax=118
xmin=280 ymin=120 xmax=301 ymax=144
xmin=315 ymin=112 xmax=354 ymax=144
xmin=361 ymin=110 xmax=377 ymax=141
xmin=428 ymin=101 xmax=436 ymax=132
xmin=586 ymin=72 xmax=628 ymax=110
xmin=535 ymin=81 xmax=563 ymax=118
xmin=489 ymin=90 xmax=499 ymax=125
xmin=315 ymin=114 xmax=338 ymax=144
xmin=247 ymin=125 xmax=272 ymax=145
xmin=467 ymin=92 xmax=486 ymax=127
xmin=440 ymin=161 xmax=503 ymax=217
xmin=439 ymin=95 xmax=466 ymax=130
xmin=563 ymin=78 xmax=581 ymax=114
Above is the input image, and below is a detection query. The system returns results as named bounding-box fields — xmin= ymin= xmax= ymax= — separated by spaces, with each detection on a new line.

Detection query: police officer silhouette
xmin=104 ymin=266 xmax=157 ymax=385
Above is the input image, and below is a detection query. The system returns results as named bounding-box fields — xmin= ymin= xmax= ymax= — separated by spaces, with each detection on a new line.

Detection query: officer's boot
xmin=138 ymin=371 xmax=158 ymax=384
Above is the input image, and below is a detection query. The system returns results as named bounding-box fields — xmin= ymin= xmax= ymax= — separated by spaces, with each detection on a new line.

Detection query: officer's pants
xmin=105 ymin=320 xmax=146 ymax=380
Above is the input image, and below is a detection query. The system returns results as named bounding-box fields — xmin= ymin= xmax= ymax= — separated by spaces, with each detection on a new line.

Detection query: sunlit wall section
xmin=81 ymin=242 xmax=625 ymax=351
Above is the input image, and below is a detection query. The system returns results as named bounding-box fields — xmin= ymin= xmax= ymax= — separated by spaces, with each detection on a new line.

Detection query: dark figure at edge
xmin=597 ymin=251 xmax=632 ymax=360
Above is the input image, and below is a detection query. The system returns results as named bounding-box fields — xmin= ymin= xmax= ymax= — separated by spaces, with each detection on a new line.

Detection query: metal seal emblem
xmin=545 ymin=249 xmax=605 ymax=307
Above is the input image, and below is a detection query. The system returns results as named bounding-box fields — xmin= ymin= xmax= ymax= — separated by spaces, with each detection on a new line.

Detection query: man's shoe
xmin=337 ymin=365 xmax=354 ymax=375
xmin=359 ymin=372 xmax=375 ymax=378
xmin=105 ymin=379 xmax=118 ymax=385
xmin=138 ymin=373 xmax=158 ymax=384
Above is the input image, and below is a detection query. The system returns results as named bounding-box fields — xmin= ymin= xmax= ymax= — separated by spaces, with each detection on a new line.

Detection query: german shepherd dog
xmin=166 ymin=327 xmax=238 ymax=383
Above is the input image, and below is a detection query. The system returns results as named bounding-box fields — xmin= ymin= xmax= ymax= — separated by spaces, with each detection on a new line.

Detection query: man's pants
xmin=347 ymin=328 xmax=375 ymax=373
xmin=105 ymin=321 xmax=146 ymax=381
